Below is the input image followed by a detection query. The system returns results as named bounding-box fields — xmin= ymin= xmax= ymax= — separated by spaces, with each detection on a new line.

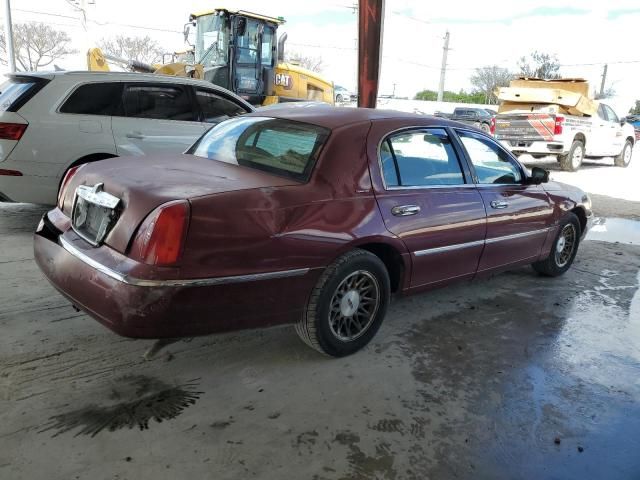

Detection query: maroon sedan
xmin=34 ymin=106 xmax=593 ymax=357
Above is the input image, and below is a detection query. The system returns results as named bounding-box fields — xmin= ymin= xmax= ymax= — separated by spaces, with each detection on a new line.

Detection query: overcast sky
xmin=2 ymin=0 xmax=640 ymax=111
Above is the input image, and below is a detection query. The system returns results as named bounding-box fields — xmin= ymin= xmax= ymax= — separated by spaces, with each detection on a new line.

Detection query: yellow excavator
xmin=87 ymin=8 xmax=334 ymax=106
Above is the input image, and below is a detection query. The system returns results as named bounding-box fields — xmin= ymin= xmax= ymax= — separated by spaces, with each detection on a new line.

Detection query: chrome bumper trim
xmin=413 ymin=227 xmax=552 ymax=257
xmin=59 ymin=236 xmax=310 ymax=287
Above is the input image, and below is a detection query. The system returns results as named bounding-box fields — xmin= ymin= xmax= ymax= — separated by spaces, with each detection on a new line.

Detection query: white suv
xmin=0 ymin=71 xmax=254 ymax=204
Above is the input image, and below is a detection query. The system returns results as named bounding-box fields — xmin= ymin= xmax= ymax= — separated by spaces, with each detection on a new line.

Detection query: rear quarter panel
xmin=181 ymin=121 xmax=408 ymax=279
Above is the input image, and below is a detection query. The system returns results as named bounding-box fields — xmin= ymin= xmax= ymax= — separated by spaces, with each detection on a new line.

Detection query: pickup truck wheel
xmin=559 ymin=140 xmax=584 ymax=171
xmin=336 ymin=94 xmax=344 ymax=103
xmin=614 ymin=140 xmax=633 ymax=168
xmin=295 ymin=249 xmax=390 ymax=357
xmin=532 ymin=212 xmax=581 ymax=277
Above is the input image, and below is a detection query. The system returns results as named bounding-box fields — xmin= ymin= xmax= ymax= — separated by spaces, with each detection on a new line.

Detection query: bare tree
xmin=285 ymin=50 xmax=324 ymax=73
xmin=518 ymin=51 xmax=561 ymax=79
xmin=0 ymin=22 xmax=77 ymax=71
xmin=470 ymin=66 xmax=513 ymax=104
xmin=99 ymin=35 xmax=164 ymax=65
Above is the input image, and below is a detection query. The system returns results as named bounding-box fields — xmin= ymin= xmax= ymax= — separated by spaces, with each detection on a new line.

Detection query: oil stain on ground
xmin=39 ymin=375 xmax=202 ymax=437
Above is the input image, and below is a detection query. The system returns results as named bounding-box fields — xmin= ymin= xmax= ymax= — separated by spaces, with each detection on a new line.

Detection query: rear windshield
xmin=0 ymin=77 xmax=44 ymax=112
xmin=189 ymin=116 xmax=330 ymax=181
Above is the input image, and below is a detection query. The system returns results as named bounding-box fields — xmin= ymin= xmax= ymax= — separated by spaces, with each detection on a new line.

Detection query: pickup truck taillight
xmin=554 ymin=116 xmax=565 ymax=135
xmin=130 ymin=200 xmax=190 ymax=266
xmin=489 ymin=117 xmax=496 ymax=135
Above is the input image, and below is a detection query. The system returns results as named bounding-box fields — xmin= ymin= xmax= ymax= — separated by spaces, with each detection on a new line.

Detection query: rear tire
xmin=480 ymin=122 xmax=491 ymax=133
xmin=614 ymin=140 xmax=632 ymax=168
xmin=559 ymin=140 xmax=584 ymax=171
xmin=335 ymin=94 xmax=344 ymax=103
xmin=532 ymin=212 xmax=581 ymax=277
xmin=295 ymin=249 xmax=390 ymax=357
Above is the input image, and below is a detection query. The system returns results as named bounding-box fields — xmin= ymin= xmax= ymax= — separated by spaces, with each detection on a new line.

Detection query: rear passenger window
xmin=123 ymin=85 xmax=196 ymax=121
xmin=195 ymin=89 xmax=248 ymax=124
xmin=383 ymin=129 xmax=465 ymax=187
xmin=60 ymin=83 xmax=123 ymax=115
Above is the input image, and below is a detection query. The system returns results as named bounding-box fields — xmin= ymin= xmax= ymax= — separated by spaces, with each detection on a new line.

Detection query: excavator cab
xmin=191 ymin=9 xmax=280 ymax=104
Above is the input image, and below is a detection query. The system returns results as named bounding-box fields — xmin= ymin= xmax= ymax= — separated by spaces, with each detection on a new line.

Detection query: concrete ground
xmin=1 ymin=164 xmax=640 ymax=479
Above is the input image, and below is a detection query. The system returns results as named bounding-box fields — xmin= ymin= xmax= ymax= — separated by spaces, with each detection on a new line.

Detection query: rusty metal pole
xmin=357 ymin=0 xmax=385 ymax=108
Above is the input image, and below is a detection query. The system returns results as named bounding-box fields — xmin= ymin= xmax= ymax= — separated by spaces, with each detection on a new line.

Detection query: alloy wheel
xmin=328 ymin=270 xmax=380 ymax=342
xmin=555 ymin=223 xmax=577 ymax=268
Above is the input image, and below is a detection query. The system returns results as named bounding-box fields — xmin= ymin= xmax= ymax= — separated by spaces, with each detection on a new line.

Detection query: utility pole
xmin=437 ymin=31 xmax=450 ymax=102
xmin=3 ymin=0 xmax=16 ymax=72
xmin=392 ymin=82 xmax=396 ymax=97
xmin=599 ymin=63 xmax=608 ymax=97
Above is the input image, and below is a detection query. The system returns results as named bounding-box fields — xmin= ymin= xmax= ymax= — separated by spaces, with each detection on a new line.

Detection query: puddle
xmin=586 ymin=217 xmax=640 ymax=245
xmin=39 ymin=375 xmax=202 ymax=437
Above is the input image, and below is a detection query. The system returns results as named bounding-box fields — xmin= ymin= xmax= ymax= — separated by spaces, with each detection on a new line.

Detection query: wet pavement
xmin=1 ymin=203 xmax=639 ymax=480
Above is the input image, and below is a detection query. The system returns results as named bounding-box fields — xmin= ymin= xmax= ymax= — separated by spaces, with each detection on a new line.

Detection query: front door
xmin=371 ymin=126 xmax=487 ymax=290
xmin=112 ymin=83 xmax=207 ymax=157
xmin=602 ymin=104 xmax=625 ymax=156
xmin=455 ymin=129 xmax=554 ymax=272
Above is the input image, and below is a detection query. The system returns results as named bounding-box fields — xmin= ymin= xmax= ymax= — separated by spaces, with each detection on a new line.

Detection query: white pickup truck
xmin=491 ymin=103 xmax=635 ymax=171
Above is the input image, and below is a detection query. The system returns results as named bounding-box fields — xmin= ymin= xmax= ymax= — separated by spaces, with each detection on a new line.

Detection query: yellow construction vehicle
xmin=87 ymin=8 xmax=334 ymax=106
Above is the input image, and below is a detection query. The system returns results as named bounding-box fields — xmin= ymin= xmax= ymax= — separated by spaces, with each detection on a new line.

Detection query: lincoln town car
xmin=34 ymin=106 xmax=593 ymax=357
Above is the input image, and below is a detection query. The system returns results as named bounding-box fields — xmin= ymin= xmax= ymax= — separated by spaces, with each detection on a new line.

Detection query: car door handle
xmin=391 ymin=205 xmax=421 ymax=216
xmin=126 ymin=132 xmax=145 ymax=139
xmin=490 ymin=200 xmax=509 ymax=209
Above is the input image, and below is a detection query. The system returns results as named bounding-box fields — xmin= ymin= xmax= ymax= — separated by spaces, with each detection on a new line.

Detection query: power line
xmin=13 ymin=8 xmax=182 ymax=33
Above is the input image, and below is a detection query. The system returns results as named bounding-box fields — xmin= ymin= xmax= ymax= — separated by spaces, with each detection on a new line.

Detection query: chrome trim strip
xmin=413 ymin=227 xmax=551 ymax=256
xmin=414 ymin=239 xmax=485 ymax=256
xmin=485 ymin=227 xmax=551 ymax=244
xmin=59 ymin=236 xmax=310 ymax=287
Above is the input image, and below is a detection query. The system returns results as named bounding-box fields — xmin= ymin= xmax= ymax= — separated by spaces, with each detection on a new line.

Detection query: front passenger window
xmin=458 ymin=130 xmax=522 ymax=184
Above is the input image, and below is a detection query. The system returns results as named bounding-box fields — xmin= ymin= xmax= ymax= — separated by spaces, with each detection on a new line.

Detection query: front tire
xmin=559 ymin=140 xmax=584 ymax=171
xmin=532 ymin=212 xmax=581 ymax=277
xmin=614 ymin=140 xmax=633 ymax=167
xmin=295 ymin=249 xmax=390 ymax=357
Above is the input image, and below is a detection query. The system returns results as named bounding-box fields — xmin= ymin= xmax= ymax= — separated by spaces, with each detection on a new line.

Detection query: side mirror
xmin=529 ymin=166 xmax=549 ymax=185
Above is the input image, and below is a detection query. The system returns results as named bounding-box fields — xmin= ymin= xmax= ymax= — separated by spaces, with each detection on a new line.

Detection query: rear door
xmin=112 ymin=83 xmax=207 ymax=156
xmin=455 ymin=129 xmax=554 ymax=271
xmin=371 ymin=125 xmax=487 ymax=290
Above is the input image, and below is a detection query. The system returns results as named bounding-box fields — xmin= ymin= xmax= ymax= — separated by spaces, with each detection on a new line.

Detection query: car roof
xmin=7 ymin=70 xmax=230 ymax=89
xmin=248 ymin=104 xmax=469 ymax=130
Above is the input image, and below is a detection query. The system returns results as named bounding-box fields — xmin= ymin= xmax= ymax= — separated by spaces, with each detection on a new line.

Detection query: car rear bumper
xmin=499 ymin=140 xmax=567 ymax=156
xmin=34 ymin=210 xmax=319 ymax=339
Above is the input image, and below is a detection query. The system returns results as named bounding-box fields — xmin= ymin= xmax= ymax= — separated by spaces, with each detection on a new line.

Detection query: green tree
xmin=517 ymin=51 xmax=561 ymax=79
xmin=629 ymin=100 xmax=640 ymax=115
xmin=415 ymin=89 xmax=486 ymax=104
xmin=470 ymin=66 xmax=513 ymax=104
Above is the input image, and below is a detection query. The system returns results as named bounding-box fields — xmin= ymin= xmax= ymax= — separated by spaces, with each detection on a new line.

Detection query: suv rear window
xmin=190 ymin=116 xmax=329 ymax=181
xmin=0 ymin=76 xmax=47 ymax=112
xmin=60 ymin=82 xmax=123 ymax=115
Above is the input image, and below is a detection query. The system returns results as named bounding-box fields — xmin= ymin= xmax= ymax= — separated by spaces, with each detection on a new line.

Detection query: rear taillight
xmin=489 ymin=117 xmax=496 ymax=135
xmin=57 ymin=164 xmax=83 ymax=209
xmin=554 ymin=116 xmax=565 ymax=135
xmin=130 ymin=200 xmax=190 ymax=266
xmin=0 ymin=122 xmax=27 ymax=140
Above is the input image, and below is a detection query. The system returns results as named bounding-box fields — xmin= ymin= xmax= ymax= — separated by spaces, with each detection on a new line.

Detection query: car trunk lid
xmin=63 ymin=154 xmax=298 ymax=254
